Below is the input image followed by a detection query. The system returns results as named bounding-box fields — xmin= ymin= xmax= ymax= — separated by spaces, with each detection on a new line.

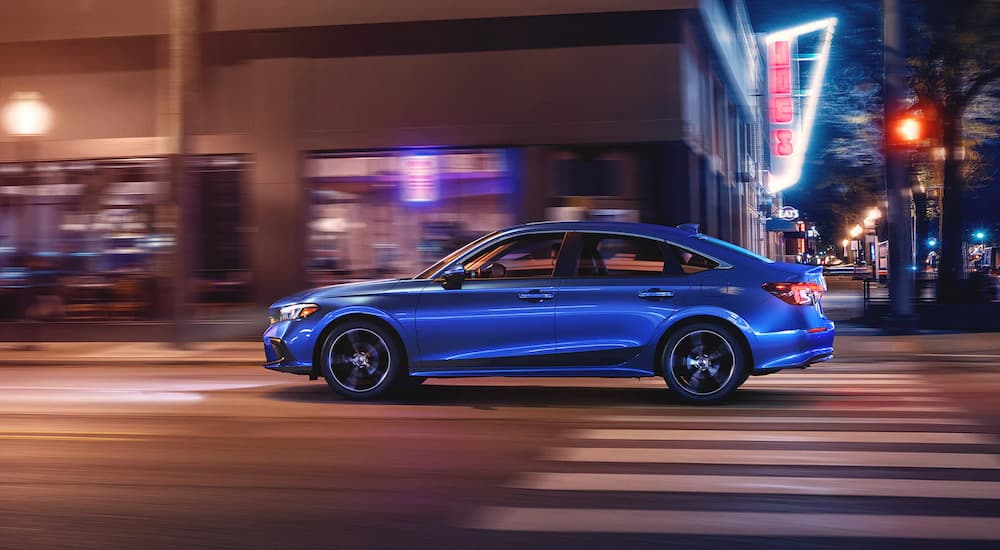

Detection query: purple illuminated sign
xmin=401 ymin=155 xmax=439 ymax=203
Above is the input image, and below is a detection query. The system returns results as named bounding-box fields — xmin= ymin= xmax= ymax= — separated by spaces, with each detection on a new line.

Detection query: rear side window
xmin=669 ymin=245 xmax=719 ymax=274
xmin=574 ymin=234 xmax=666 ymax=276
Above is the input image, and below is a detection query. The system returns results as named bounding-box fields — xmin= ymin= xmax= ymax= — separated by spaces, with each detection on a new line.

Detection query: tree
xmin=908 ymin=0 xmax=1000 ymax=302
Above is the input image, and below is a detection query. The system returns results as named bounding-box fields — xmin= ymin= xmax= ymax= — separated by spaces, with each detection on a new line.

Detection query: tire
xmin=661 ymin=322 xmax=748 ymax=404
xmin=319 ymin=320 xmax=404 ymax=400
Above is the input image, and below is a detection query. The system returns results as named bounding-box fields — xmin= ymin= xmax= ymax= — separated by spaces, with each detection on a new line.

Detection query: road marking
xmin=468 ymin=508 xmax=1000 ymax=539
xmin=615 ymin=405 xmax=963 ymax=413
xmin=744 ymin=387 xmax=939 ymax=395
xmin=509 ymin=472 xmax=1000 ymax=499
xmin=918 ymin=353 xmax=1000 ymax=360
xmin=542 ymin=447 xmax=1000 ymax=469
xmin=0 ymin=434 xmax=147 ymax=441
xmin=743 ymin=378 xmax=925 ymax=386
xmin=568 ymin=429 xmax=992 ymax=445
xmin=590 ymin=414 xmax=980 ymax=425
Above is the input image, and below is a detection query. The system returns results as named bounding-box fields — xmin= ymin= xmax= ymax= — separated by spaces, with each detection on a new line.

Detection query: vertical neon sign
xmin=401 ymin=155 xmax=439 ymax=203
xmin=765 ymin=18 xmax=837 ymax=194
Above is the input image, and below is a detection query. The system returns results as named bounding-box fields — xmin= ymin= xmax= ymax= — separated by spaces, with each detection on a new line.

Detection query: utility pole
xmin=167 ymin=0 xmax=199 ymax=347
xmin=883 ymin=0 xmax=916 ymax=330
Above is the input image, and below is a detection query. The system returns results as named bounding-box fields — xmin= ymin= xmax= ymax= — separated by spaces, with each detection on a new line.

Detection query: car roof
xmin=504 ymin=221 xmax=696 ymax=241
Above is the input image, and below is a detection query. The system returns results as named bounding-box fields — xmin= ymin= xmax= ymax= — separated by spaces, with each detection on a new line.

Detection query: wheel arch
xmin=311 ymin=311 xmax=410 ymax=379
xmin=652 ymin=314 xmax=754 ymax=377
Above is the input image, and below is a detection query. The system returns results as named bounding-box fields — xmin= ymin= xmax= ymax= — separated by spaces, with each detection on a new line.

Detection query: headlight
xmin=275 ymin=303 xmax=320 ymax=323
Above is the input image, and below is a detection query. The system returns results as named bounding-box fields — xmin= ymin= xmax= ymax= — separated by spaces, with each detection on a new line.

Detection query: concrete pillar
xmin=246 ymin=58 xmax=308 ymax=306
xmin=166 ymin=0 xmax=199 ymax=344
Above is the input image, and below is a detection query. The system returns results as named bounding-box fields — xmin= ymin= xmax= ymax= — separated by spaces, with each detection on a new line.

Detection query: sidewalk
xmin=1 ymin=331 xmax=999 ymax=367
xmin=0 ymin=341 xmax=261 ymax=366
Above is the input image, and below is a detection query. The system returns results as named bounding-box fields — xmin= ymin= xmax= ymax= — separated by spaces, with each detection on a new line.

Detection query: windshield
xmin=413 ymin=230 xmax=500 ymax=279
xmin=694 ymin=234 xmax=775 ymax=264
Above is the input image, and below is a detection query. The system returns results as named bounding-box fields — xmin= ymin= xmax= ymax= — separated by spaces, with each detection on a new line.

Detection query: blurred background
xmin=0 ymin=0 xmax=781 ymax=338
xmin=0 ymin=0 xmax=996 ymax=338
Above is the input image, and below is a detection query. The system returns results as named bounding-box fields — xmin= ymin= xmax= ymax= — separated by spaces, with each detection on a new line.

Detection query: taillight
xmin=762 ymin=282 xmax=825 ymax=305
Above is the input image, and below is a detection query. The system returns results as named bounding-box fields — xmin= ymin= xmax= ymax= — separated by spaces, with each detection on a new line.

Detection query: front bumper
xmin=263 ymin=321 xmax=313 ymax=375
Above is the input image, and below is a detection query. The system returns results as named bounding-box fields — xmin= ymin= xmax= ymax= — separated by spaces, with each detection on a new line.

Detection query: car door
xmin=553 ymin=232 xmax=694 ymax=369
xmin=413 ymin=232 xmax=566 ymax=374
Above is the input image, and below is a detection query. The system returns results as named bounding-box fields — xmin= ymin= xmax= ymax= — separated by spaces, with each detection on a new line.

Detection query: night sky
xmin=745 ymin=0 xmax=999 ymax=244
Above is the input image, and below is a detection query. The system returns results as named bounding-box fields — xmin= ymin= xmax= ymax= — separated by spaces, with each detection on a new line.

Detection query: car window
xmin=669 ymin=244 xmax=719 ymax=274
xmin=464 ymin=233 xmax=564 ymax=279
xmin=573 ymin=234 xmax=666 ymax=276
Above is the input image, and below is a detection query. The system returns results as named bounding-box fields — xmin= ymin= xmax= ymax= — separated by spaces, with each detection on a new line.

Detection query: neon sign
xmin=401 ymin=155 xmax=439 ymax=203
xmin=765 ymin=18 xmax=837 ymax=193
xmin=776 ymin=206 xmax=799 ymax=220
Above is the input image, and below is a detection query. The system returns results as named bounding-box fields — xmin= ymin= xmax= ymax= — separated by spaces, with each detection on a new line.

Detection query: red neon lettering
xmin=774 ymin=129 xmax=794 ymax=156
xmin=770 ymin=66 xmax=791 ymax=95
xmin=771 ymin=41 xmax=790 ymax=67
xmin=770 ymin=96 xmax=794 ymax=124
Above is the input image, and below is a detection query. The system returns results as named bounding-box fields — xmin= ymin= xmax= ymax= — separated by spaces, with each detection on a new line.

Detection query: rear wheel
xmin=661 ymin=323 xmax=748 ymax=404
xmin=320 ymin=321 xmax=403 ymax=399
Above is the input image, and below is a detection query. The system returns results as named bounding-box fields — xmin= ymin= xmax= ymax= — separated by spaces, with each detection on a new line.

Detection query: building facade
xmin=0 ymin=0 xmax=770 ymax=316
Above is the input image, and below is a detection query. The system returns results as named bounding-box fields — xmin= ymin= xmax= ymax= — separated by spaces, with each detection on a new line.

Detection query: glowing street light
xmin=927 ymin=238 xmax=937 ymax=248
xmin=975 ymin=231 xmax=986 ymax=241
xmin=2 ymin=92 xmax=53 ymax=137
xmin=841 ymin=238 xmax=849 ymax=258
xmin=849 ymin=224 xmax=863 ymax=239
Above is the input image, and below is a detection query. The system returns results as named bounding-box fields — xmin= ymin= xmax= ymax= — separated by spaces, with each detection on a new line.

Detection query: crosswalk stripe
xmin=542 ymin=447 xmax=1000 ymax=469
xmin=509 ymin=472 xmax=1000 ymax=499
xmin=750 ymin=374 xmax=923 ymax=379
xmin=743 ymin=387 xmax=937 ymax=394
xmin=615 ymin=405 xmax=963 ymax=413
xmin=590 ymin=415 xmax=980 ymax=425
xmin=468 ymin=508 xmax=1000 ymax=539
xmin=743 ymin=379 xmax=925 ymax=386
xmin=568 ymin=429 xmax=992 ymax=445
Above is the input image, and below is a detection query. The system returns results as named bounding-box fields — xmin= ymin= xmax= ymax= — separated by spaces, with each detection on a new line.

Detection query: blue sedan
xmin=263 ymin=222 xmax=834 ymax=404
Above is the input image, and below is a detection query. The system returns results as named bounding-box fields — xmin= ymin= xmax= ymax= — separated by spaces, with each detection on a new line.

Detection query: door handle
xmin=638 ymin=288 xmax=674 ymax=299
xmin=518 ymin=290 xmax=555 ymax=301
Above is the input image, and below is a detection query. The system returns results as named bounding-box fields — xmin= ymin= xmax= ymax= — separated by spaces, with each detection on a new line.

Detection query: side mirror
xmin=441 ymin=265 xmax=466 ymax=290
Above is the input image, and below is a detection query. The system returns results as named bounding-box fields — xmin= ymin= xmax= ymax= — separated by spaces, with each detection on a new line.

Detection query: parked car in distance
xmin=263 ymin=222 xmax=834 ymax=404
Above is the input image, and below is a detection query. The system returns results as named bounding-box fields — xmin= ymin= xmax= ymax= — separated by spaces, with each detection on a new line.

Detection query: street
xmin=1 ymin=336 xmax=999 ymax=549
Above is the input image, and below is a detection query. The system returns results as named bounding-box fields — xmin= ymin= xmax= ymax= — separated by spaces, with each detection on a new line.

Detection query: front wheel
xmin=661 ymin=323 xmax=748 ymax=404
xmin=320 ymin=321 xmax=403 ymax=399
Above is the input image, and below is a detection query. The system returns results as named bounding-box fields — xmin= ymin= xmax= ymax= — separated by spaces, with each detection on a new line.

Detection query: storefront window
xmin=0 ymin=158 xmax=168 ymax=320
xmin=304 ymin=149 xmax=517 ymax=285
xmin=0 ymin=155 xmax=251 ymax=320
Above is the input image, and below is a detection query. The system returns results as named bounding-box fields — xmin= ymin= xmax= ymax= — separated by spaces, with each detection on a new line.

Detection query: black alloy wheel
xmin=662 ymin=322 xmax=748 ymax=404
xmin=320 ymin=321 xmax=404 ymax=399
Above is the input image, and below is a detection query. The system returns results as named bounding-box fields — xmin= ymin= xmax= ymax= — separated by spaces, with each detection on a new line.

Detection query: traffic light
xmin=894 ymin=116 xmax=922 ymax=143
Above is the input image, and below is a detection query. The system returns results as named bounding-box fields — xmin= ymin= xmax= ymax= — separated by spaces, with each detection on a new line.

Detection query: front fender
xmin=310 ymin=303 xmax=419 ymax=372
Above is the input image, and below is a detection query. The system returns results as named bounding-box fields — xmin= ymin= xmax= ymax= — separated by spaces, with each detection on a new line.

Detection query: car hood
xmin=268 ymin=279 xmax=405 ymax=309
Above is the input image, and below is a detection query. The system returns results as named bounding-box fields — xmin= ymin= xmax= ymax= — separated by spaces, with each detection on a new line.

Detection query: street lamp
xmin=2 ymin=92 xmax=52 ymax=137
xmin=841 ymin=238 xmax=849 ymax=259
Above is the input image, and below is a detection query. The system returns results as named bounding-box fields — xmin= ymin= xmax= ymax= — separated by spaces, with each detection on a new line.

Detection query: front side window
xmin=463 ymin=233 xmax=564 ymax=279
xmin=574 ymin=234 xmax=666 ymax=277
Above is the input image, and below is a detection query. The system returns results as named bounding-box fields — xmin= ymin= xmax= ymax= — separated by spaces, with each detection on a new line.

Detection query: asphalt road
xmin=2 ymin=348 xmax=1000 ymax=549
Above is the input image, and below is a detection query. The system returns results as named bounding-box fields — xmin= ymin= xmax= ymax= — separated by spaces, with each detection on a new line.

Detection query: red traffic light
xmin=895 ymin=117 xmax=922 ymax=142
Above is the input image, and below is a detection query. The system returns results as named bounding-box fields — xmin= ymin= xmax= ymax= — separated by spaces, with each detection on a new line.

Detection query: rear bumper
xmin=263 ymin=322 xmax=313 ymax=375
xmin=751 ymin=320 xmax=835 ymax=375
